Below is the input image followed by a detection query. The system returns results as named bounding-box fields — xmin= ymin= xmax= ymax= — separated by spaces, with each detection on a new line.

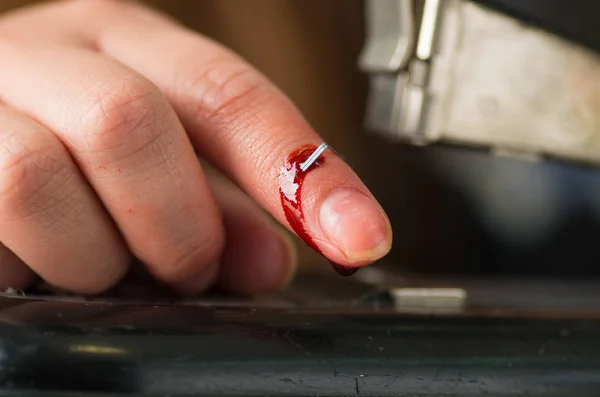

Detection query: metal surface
xmin=360 ymin=0 xmax=600 ymax=168
xmin=390 ymin=287 xmax=466 ymax=314
xmin=359 ymin=0 xmax=442 ymax=142
xmin=358 ymin=0 xmax=415 ymax=72
xmin=2 ymin=273 xmax=600 ymax=395
xmin=2 ymin=302 xmax=600 ymax=396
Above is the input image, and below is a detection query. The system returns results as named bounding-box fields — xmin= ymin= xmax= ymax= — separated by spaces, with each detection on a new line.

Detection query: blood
xmin=278 ymin=144 xmax=358 ymax=277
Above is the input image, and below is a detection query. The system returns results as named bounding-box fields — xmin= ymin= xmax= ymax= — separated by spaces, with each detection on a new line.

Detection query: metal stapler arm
xmin=359 ymin=0 xmax=600 ymax=168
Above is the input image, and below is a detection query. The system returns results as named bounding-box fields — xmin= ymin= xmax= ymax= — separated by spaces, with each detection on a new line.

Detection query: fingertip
xmin=216 ymin=222 xmax=298 ymax=295
xmin=293 ymin=160 xmax=393 ymax=268
xmin=57 ymin=251 xmax=132 ymax=296
xmin=317 ymin=187 xmax=393 ymax=265
xmin=171 ymin=260 xmax=220 ymax=296
xmin=201 ymin=168 xmax=298 ymax=294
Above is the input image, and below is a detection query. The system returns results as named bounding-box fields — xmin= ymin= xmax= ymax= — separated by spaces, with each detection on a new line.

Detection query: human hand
xmin=0 ymin=0 xmax=392 ymax=295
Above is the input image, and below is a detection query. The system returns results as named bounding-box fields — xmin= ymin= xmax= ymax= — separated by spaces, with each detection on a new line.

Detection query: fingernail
xmin=319 ymin=188 xmax=392 ymax=263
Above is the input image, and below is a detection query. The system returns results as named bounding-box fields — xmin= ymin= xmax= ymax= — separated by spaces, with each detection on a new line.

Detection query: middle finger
xmin=0 ymin=46 xmax=224 ymax=293
xmin=0 ymin=105 xmax=129 ymax=293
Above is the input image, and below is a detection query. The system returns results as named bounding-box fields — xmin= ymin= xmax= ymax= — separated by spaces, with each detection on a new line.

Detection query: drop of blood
xmin=278 ymin=144 xmax=358 ymax=277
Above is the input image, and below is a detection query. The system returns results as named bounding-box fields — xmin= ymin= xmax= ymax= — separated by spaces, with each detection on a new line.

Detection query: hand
xmin=0 ymin=0 xmax=392 ymax=295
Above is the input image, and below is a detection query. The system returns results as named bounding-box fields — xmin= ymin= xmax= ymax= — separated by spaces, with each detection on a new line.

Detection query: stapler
xmin=2 ymin=1 xmax=600 ymax=396
xmin=359 ymin=0 xmax=600 ymax=166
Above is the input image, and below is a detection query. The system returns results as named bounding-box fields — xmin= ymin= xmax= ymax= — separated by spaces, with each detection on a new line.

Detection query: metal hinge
xmin=359 ymin=0 xmax=442 ymax=144
xmin=359 ymin=0 xmax=600 ymax=168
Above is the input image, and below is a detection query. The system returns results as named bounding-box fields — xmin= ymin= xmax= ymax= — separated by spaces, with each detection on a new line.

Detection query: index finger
xmin=82 ymin=1 xmax=392 ymax=270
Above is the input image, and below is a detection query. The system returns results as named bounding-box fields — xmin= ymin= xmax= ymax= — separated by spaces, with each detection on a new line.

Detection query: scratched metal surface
xmin=1 ymin=272 xmax=600 ymax=396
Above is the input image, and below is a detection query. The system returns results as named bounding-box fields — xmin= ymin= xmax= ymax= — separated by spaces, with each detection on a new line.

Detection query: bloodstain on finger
xmin=278 ymin=144 xmax=358 ymax=277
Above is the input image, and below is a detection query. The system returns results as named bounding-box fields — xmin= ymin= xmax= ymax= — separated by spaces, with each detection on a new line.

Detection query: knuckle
xmin=184 ymin=55 xmax=289 ymax=178
xmin=247 ymin=136 xmax=287 ymax=178
xmin=190 ymin=58 xmax=270 ymax=127
xmin=0 ymin=132 xmax=68 ymax=213
xmin=77 ymin=76 xmax=163 ymax=154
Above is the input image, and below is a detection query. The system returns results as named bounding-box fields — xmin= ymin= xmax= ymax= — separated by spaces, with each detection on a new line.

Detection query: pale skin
xmin=0 ymin=0 xmax=393 ymax=295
